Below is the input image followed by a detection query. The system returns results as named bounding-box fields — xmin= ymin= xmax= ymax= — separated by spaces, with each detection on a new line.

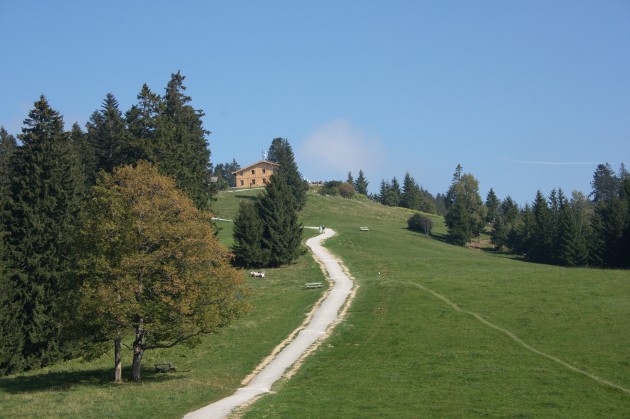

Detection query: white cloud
xmin=298 ymin=119 xmax=383 ymax=179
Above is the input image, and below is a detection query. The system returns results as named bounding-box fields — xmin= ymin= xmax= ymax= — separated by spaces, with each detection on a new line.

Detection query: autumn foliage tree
xmin=77 ymin=161 xmax=248 ymax=382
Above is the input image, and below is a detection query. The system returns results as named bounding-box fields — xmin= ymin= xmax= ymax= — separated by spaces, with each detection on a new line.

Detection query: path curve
xmin=184 ymin=228 xmax=354 ymax=418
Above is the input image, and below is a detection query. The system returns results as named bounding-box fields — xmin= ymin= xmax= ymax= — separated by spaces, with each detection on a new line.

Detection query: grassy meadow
xmin=1 ymin=188 xmax=629 ymax=418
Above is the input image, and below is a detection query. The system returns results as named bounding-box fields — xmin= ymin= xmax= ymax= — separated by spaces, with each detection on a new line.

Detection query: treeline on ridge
xmin=0 ymin=72 xmax=249 ymax=378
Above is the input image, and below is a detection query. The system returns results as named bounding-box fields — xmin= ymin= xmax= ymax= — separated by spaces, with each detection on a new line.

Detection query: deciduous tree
xmin=77 ymin=161 xmax=248 ymax=382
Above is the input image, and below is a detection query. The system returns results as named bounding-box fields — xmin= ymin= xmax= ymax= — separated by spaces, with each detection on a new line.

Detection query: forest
xmin=0 ymin=72 xmax=249 ymax=378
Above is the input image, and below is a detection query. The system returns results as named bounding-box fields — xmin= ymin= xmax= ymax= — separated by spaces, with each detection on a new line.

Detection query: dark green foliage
xmin=407 ymin=213 xmax=432 ymax=236
xmin=125 ymin=83 xmax=160 ymax=160
xmin=85 ymin=93 xmax=133 ymax=181
xmin=232 ymin=143 xmax=305 ymax=268
xmin=400 ymin=172 xmax=437 ymax=214
xmin=319 ymin=180 xmax=344 ymax=196
xmin=318 ymin=180 xmax=355 ymax=198
xmin=153 ymin=72 xmax=214 ymax=211
xmin=1 ymin=96 xmax=86 ymax=374
xmin=232 ymin=200 xmax=268 ymax=266
xmin=212 ymin=159 xmax=240 ymax=190
xmin=267 ymin=138 xmax=308 ymax=211
xmin=485 ymin=188 xmax=500 ymax=225
xmin=346 ymin=171 xmax=354 ymax=185
xmin=0 ymin=127 xmax=17 ymax=203
xmin=258 ymin=175 xmax=303 ymax=267
xmin=354 ymin=169 xmax=369 ymax=195
xmin=444 ymin=165 xmax=486 ymax=245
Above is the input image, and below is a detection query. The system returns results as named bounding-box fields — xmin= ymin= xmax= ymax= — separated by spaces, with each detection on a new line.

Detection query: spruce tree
xmin=354 ymin=169 xmax=369 ymax=195
xmin=401 ymin=172 xmax=421 ymax=210
xmin=3 ymin=96 xmax=86 ymax=372
xmin=125 ymin=83 xmax=161 ymax=162
xmin=85 ymin=93 xmax=130 ymax=177
xmin=346 ymin=171 xmax=354 ymax=185
xmin=528 ymin=190 xmax=553 ymax=263
xmin=258 ymin=175 xmax=303 ymax=267
xmin=485 ymin=188 xmax=500 ymax=225
xmin=232 ymin=200 xmax=268 ymax=267
xmin=154 ymin=72 xmax=213 ymax=210
xmin=267 ymin=138 xmax=308 ymax=211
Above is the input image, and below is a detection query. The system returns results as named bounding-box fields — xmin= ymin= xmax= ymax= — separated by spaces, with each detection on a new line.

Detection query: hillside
xmin=1 ymin=190 xmax=629 ymax=418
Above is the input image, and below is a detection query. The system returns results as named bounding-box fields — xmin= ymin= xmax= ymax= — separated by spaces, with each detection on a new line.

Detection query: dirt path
xmin=184 ymin=228 xmax=356 ymax=418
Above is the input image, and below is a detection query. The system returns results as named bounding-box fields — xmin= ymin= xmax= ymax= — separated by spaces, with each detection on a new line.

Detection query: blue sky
xmin=1 ymin=0 xmax=629 ymax=204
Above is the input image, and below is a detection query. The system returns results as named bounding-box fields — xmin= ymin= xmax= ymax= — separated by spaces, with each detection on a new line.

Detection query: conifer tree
xmin=0 ymin=127 xmax=17 ymax=201
xmin=3 ymin=96 xmax=86 ymax=372
xmin=401 ymin=172 xmax=421 ymax=210
xmin=258 ymin=174 xmax=303 ymax=267
xmin=154 ymin=72 xmax=214 ymax=211
xmin=485 ymin=188 xmax=500 ymax=225
xmin=125 ymin=83 xmax=161 ymax=162
xmin=232 ymin=200 xmax=268 ymax=267
xmin=557 ymin=195 xmax=589 ymax=266
xmin=346 ymin=171 xmax=354 ymax=185
xmin=528 ymin=190 xmax=553 ymax=263
xmin=354 ymin=169 xmax=369 ymax=195
xmin=86 ymin=93 xmax=131 ymax=177
xmin=267 ymin=138 xmax=308 ymax=211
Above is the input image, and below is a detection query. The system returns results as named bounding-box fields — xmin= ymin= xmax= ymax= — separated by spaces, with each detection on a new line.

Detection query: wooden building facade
xmin=232 ymin=160 xmax=280 ymax=188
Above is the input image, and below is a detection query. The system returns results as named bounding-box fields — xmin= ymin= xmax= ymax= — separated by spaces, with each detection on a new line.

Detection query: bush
xmin=339 ymin=183 xmax=356 ymax=199
xmin=408 ymin=213 xmax=433 ymax=236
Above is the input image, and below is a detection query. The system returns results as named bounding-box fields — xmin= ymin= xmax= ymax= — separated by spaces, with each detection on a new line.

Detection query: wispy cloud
xmin=507 ymin=159 xmax=600 ymax=166
xmin=298 ymin=119 xmax=383 ymax=177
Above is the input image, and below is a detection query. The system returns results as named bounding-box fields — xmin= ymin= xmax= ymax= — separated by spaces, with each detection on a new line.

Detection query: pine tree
xmin=125 ymin=83 xmax=161 ymax=162
xmin=3 ymin=96 xmax=86 ymax=372
xmin=485 ymin=188 xmax=500 ymax=225
xmin=258 ymin=175 xmax=303 ymax=267
xmin=267 ymin=138 xmax=308 ymax=211
xmin=378 ymin=179 xmax=390 ymax=205
xmin=384 ymin=177 xmax=401 ymax=207
xmin=528 ymin=190 xmax=554 ymax=263
xmin=154 ymin=72 xmax=214 ymax=211
xmin=0 ymin=127 xmax=17 ymax=200
xmin=232 ymin=200 xmax=268 ymax=267
xmin=346 ymin=171 xmax=354 ymax=185
xmin=85 ymin=93 xmax=131 ymax=177
xmin=401 ymin=172 xmax=421 ymax=210
xmin=557 ymin=195 xmax=589 ymax=266
xmin=354 ymin=169 xmax=369 ymax=195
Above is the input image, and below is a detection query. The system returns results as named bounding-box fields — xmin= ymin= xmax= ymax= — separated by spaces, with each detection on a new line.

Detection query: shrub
xmin=339 ymin=183 xmax=356 ymax=199
xmin=408 ymin=213 xmax=433 ymax=236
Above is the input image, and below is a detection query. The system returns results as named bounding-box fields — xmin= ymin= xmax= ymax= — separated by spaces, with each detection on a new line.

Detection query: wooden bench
xmin=359 ymin=227 xmax=370 ymax=231
xmin=304 ymin=282 xmax=323 ymax=289
xmin=154 ymin=363 xmax=177 ymax=372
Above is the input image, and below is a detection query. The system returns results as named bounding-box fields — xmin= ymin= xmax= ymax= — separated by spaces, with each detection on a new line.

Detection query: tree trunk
xmin=114 ymin=337 xmax=122 ymax=383
xmin=131 ymin=319 xmax=144 ymax=382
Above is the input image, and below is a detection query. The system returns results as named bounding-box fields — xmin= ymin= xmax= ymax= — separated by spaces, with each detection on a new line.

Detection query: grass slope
xmin=244 ymin=191 xmax=630 ymax=418
xmin=1 ymin=189 xmax=628 ymax=418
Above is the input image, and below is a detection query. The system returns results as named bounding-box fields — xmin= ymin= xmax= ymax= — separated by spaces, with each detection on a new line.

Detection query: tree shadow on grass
xmin=234 ymin=194 xmax=259 ymax=202
xmin=0 ymin=366 xmax=184 ymax=393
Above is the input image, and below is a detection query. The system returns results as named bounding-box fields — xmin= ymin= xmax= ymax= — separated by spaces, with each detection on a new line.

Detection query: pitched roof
xmin=232 ymin=160 xmax=280 ymax=174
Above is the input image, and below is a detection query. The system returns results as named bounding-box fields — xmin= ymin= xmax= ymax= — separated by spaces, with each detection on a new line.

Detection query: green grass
xmin=243 ymin=191 xmax=630 ymax=418
xmin=1 ymin=190 xmax=629 ymax=418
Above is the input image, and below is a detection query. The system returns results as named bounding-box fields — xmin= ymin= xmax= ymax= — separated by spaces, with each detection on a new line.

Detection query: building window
xmin=240 ymin=171 xmax=244 ymax=176
xmin=240 ymin=179 xmax=244 ymax=186
xmin=251 ymin=169 xmax=255 ymax=175
xmin=252 ymin=179 xmax=256 ymax=185
xmin=262 ymin=169 xmax=266 ymax=174
xmin=263 ymin=178 xmax=268 ymax=184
